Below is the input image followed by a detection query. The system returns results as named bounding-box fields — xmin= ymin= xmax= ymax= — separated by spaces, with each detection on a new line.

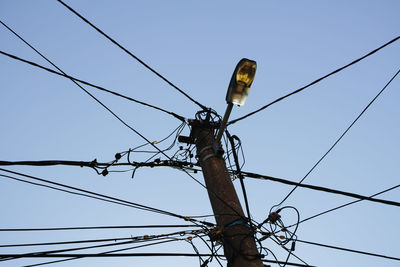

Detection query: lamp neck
xmin=215 ymin=102 xmax=234 ymax=145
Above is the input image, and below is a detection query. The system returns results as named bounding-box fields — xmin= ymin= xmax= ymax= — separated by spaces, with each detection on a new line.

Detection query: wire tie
xmin=225 ymin=220 xmax=250 ymax=229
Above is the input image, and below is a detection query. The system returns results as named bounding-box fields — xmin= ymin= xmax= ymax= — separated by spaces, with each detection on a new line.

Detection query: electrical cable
xmin=242 ymin=171 xmax=400 ymax=208
xmin=0 ymin=237 xmax=143 ymax=248
xmin=268 ymin=235 xmax=311 ymax=267
xmin=0 ymin=225 xmax=200 ymax=232
xmin=0 ymin=240 xmax=137 ymax=262
xmin=229 ymin=35 xmax=400 ymax=125
xmin=0 ymin=159 xmax=238 ymax=225
xmin=226 ymin=130 xmax=253 ymax=228
xmin=0 ymin=49 xmax=184 ymax=157
xmin=0 ymin=49 xmax=184 ymax=122
xmin=292 ymin=183 xmax=400 ymax=227
xmin=0 ymin=253 xmax=223 ymax=258
xmin=296 ymin=239 xmax=400 ymax=261
xmin=0 ymin=169 xmax=214 ymax=227
xmin=272 ymin=67 xmax=400 ymax=210
xmin=23 ymin=238 xmax=184 ymax=267
xmin=56 ymin=0 xmax=207 ymax=111
xmin=1 ymin=229 xmax=200 ymax=262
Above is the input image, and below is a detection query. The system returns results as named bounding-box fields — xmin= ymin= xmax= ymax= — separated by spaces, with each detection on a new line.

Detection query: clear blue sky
xmin=0 ymin=1 xmax=399 ymax=266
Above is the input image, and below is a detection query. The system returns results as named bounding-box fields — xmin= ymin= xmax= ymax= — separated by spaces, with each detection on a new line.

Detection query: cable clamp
xmin=198 ymin=145 xmax=213 ymax=157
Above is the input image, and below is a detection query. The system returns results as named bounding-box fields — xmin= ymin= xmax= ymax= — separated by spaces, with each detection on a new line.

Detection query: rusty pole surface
xmin=192 ymin=121 xmax=263 ymax=267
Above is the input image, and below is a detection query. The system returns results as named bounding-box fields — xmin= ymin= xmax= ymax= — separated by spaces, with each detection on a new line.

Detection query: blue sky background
xmin=0 ymin=1 xmax=399 ymax=266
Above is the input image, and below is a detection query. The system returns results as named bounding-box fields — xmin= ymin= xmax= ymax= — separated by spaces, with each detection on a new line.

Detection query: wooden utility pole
xmin=191 ymin=119 xmax=264 ymax=267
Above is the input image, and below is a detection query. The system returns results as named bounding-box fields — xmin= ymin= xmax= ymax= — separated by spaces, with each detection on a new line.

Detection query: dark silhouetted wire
xmin=0 ymin=169 xmax=214 ymax=227
xmin=0 ymin=237 xmax=136 ymax=248
xmin=0 ymin=159 xmax=193 ymax=169
xmin=0 ymin=240 xmax=136 ymax=262
xmin=296 ymin=239 xmax=400 ymax=261
xmin=0 ymin=49 xmax=182 ymax=152
xmin=243 ymin=171 xmax=400 ymax=208
xmin=273 ymin=67 xmax=400 ymax=209
xmin=0 ymin=42 xmax=183 ymax=121
xmin=23 ymin=239 xmax=182 ymax=267
xmin=262 ymin=260 xmax=315 ymax=267
xmin=295 ymin=183 xmax=400 ymax=226
xmin=56 ymin=0 xmax=207 ymax=111
xmin=0 ymin=253 xmax=221 ymax=258
xmin=1 ymin=253 xmax=316 ymax=267
xmin=226 ymin=131 xmax=253 ymax=226
xmin=0 ymin=225 xmax=198 ymax=232
xmin=229 ymin=35 xmax=400 ymax=125
xmin=1 ymin=230 xmax=197 ymax=262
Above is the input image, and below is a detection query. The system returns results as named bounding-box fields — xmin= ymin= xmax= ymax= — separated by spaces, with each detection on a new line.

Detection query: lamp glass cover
xmin=227 ymin=59 xmax=256 ymax=106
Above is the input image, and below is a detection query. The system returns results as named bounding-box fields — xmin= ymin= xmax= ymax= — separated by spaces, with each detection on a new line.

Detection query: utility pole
xmin=190 ymin=116 xmax=264 ymax=267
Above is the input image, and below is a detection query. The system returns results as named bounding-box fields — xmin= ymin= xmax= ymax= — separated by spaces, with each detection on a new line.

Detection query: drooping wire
xmin=0 ymin=169 xmax=214 ymax=227
xmin=0 ymin=225 xmax=200 ymax=232
xmin=225 ymin=130 xmax=253 ymax=229
xmin=0 ymin=240 xmax=137 ymax=262
xmin=56 ymin=0 xmax=207 ymax=111
xmin=290 ymin=183 xmax=400 ymax=227
xmin=256 ymin=205 xmax=301 ymax=267
xmin=242 ymin=171 xmax=400 ymax=208
xmin=0 ymin=49 xmax=184 ymax=122
xmin=0 ymin=252 xmax=224 ymax=259
xmin=229 ymin=35 xmax=400 ymax=125
xmin=0 ymin=48 xmax=181 ymax=156
xmin=23 ymin=238 xmax=192 ymax=267
xmin=1 ymin=229 xmax=204 ymax=262
xmin=0 ymin=236 xmax=176 ymax=248
xmin=295 ymin=239 xmax=400 ymax=261
xmin=272 ymin=67 xmax=400 ymax=211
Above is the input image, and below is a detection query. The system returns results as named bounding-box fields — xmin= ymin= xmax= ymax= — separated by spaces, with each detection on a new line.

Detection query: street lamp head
xmin=226 ymin=58 xmax=257 ymax=106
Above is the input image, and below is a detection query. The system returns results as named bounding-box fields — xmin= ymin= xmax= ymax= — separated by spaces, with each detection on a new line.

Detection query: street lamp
xmin=215 ymin=58 xmax=257 ymax=146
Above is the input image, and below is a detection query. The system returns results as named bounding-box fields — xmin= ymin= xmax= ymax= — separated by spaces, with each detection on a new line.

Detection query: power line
xmin=262 ymin=260 xmax=315 ymax=267
xmin=0 ymin=252 xmax=315 ymax=267
xmin=243 ymin=171 xmax=400 ymax=208
xmin=9 ymin=159 xmax=400 ymax=209
xmin=56 ymin=0 xmax=207 ymax=111
xmin=0 ymin=168 xmax=214 ymax=227
xmin=1 ymin=230 xmax=197 ymax=262
xmin=0 ymin=34 xmax=192 ymax=180
xmin=295 ymin=183 xmax=400 ymax=226
xmin=23 ymin=239 xmax=183 ymax=267
xmin=0 ymin=48 xmax=184 ymax=121
xmin=0 ymin=50 xmax=180 ymax=155
xmin=0 ymin=252 xmax=221 ymax=258
xmin=226 ymin=131 xmax=253 ymax=225
xmin=273 ymin=67 xmax=400 ymax=209
xmin=0 ymin=237 xmax=140 ymax=248
xmin=229 ymin=35 xmax=400 ymax=125
xmin=0 ymin=160 xmax=191 ymax=168
xmin=0 ymin=240 xmax=137 ymax=262
xmin=296 ymin=239 xmax=400 ymax=261
xmin=0 ymin=225 xmax=199 ymax=232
